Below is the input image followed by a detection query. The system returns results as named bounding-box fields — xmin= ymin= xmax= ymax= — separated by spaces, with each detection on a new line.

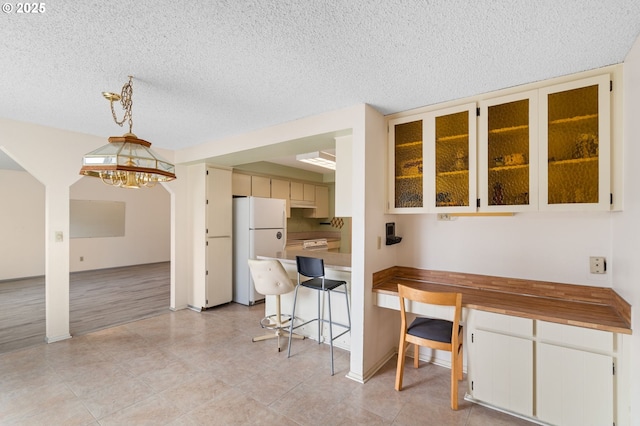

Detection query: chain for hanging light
xmin=103 ymin=75 xmax=134 ymax=133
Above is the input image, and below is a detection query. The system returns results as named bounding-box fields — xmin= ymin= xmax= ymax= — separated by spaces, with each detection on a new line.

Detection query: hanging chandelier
xmin=79 ymin=76 xmax=176 ymax=188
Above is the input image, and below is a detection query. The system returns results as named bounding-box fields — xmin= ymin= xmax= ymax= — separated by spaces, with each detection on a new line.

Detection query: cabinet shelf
xmin=489 ymin=164 xmax=529 ymax=173
xmin=549 ymin=157 xmax=598 ymax=166
xmin=396 ymin=140 xmax=422 ymax=149
xmin=549 ymin=113 xmax=597 ymax=125
xmin=488 ymin=124 xmax=529 ymax=135
xmin=437 ymin=169 xmax=469 ymax=177
xmin=437 ymin=134 xmax=469 ymax=143
xmin=396 ymin=174 xmax=423 ymax=180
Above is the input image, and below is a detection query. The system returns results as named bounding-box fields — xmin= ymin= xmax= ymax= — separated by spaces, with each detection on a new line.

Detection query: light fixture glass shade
xmin=80 ymin=134 xmax=176 ymax=188
xmin=296 ymin=151 xmax=336 ymax=170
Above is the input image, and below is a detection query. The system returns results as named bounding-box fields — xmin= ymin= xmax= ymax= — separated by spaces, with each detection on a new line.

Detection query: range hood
xmin=290 ymin=200 xmax=317 ymax=209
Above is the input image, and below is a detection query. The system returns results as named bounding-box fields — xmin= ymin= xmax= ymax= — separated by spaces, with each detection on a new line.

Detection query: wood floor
xmin=0 ymin=262 xmax=170 ymax=354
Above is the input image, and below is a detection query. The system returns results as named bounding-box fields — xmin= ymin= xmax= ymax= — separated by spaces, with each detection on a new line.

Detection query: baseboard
xmin=464 ymin=394 xmax=548 ymax=425
xmin=187 ymin=305 xmax=202 ymax=312
xmin=348 ymin=347 xmax=397 ymax=384
xmin=170 ymin=304 xmax=189 ymax=311
xmin=45 ymin=333 xmax=72 ymax=344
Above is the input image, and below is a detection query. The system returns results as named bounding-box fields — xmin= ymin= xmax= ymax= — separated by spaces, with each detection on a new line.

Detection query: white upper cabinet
xmin=478 ymin=91 xmax=538 ymax=212
xmin=388 ymin=114 xmax=429 ymax=213
xmin=387 ymin=69 xmax=616 ymax=214
xmin=426 ymin=102 xmax=477 ymax=213
xmin=539 ymin=74 xmax=611 ymax=211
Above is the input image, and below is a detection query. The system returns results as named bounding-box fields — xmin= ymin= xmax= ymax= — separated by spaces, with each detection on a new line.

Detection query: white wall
xmin=0 ymin=169 xmax=45 ymax=280
xmin=612 ymin=35 xmax=640 ymax=424
xmin=0 ymin=160 xmax=170 ymax=280
xmin=69 ymin=176 xmax=170 ymax=272
xmin=395 ymin=211 xmax=612 ymax=287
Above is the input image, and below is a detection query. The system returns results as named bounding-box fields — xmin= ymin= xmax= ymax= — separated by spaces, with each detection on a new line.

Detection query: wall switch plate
xmin=54 ymin=231 xmax=63 ymax=242
xmin=589 ymin=256 xmax=606 ymax=274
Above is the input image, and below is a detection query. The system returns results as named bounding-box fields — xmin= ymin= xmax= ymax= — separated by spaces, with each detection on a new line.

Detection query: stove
xmin=302 ymin=238 xmax=328 ymax=250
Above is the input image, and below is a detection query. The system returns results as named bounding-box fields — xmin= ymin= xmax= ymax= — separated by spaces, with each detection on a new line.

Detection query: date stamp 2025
xmin=2 ymin=3 xmax=46 ymax=14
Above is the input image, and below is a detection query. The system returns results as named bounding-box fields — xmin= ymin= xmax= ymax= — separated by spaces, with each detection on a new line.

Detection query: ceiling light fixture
xmin=296 ymin=151 xmax=336 ymax=170
xmin=79 ymin=76 xmax=176 ymax=188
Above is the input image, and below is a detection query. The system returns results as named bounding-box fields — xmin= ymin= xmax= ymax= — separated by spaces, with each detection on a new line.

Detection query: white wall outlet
xmin=377 ymin=236 xmax=381 ymax=249
xmin=438 ymin=213 xmax=451 ymax=221
xmin=589 ymin=256 xmax=606 ymax=274
xmin=54 ymin=231 xmax=63 ymax=242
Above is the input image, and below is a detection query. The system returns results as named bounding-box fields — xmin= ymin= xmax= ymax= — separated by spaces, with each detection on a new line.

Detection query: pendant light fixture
xmin=79 ymin=76 xmax=176 ymax=188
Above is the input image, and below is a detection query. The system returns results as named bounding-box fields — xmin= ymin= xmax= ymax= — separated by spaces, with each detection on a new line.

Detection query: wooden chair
xmin=394 ymin=284 xmax=463 ymax=410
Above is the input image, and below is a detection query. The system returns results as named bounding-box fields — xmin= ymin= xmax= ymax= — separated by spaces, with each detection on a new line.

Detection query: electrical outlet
xmin=80 ymin=256 xmax=84 ymax=262
xmin=589 ymin=256 xmax=606 ymax=274
xmin=377 ymin=236 xmax=381 ymax=249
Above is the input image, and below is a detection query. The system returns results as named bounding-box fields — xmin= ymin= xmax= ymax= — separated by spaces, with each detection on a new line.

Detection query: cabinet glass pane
xmin=547 ymin=85 xmax=599 ymax=204
xmin=487 ymin=99 xmax=530 ymax=206
xmin=435 ymin=111 xmax=469 ymax=207
xmin=394 ymin=120 xmax=423 ymax=208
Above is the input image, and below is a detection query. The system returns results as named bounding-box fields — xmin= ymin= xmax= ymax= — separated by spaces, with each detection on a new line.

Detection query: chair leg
xmin=457 ymin=343 xmax=463 ymax=380
xmin=395 ymin=335 xmax=407 ymax=391
xmin=287 ymin=285 xmax=300 ymax=358
xmin=451 ymin=352 xmax=459 ymax=410
xmin=413 ymin=344 xmax=420 ymax=368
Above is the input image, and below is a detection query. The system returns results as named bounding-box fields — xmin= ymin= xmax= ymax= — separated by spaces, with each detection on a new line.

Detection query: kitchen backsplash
xmin=287 ymin=209 xmax=351 ymax=253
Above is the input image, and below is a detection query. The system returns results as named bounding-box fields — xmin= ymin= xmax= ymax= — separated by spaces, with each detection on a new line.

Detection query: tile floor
xmin=0 ymin=303 xmax=534 ymax=425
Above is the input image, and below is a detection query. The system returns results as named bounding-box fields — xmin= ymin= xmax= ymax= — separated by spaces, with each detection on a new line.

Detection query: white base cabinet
xmin=466 ymin=311 xmax=623 ymax=425
xmin=537 ymin=343 xmax=613 ymax=426
xmin=536 ymin=320 xmax=615 ymax=426
xmin=467 ymin=310 xmax=534 ymax=416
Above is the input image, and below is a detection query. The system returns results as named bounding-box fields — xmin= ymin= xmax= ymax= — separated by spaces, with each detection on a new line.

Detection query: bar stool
xmin=287 ymin=256 xmax=350 ymax=375
xmin=247 ymin=259 xmax=304 ymax=352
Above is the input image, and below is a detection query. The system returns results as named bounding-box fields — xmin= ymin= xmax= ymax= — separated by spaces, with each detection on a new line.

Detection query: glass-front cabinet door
xmin=539 ymin=75 xmax=610 ymax=210
xmin=479 ymin=91 xmax=538 ymax=212
xmin=425 ymin=103 xmax=477 ymax=212
xmin=388 ymin=114 xmax=428 ymax=213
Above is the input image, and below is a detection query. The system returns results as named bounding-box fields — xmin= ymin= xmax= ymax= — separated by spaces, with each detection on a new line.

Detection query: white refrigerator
xmin=233 ymin=197 xmax=287 ymax=305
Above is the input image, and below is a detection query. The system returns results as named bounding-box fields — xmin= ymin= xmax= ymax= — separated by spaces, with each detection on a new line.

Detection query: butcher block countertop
xmin=373 ymin=267 xmax=632 ymax=335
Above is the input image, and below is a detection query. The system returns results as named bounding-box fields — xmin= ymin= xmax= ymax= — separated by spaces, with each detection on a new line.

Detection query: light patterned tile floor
xmin=0 ymin=303 xmax=535 ymax=425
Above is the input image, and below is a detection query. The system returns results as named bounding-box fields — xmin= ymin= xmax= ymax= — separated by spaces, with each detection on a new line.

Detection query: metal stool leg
xmin=317 ymin=289 xmax=322 ymax=344
xmin=287 ymin=285 xmax=300 ymax=358
xmin=343 ymin=284 xmax=351 ymax=331
xmin=328 ymin=289 xmax=334 ymax=375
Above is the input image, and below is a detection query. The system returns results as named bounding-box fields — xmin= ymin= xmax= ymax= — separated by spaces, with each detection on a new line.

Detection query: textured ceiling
xmin=1 ymin=1 xmax=640 ymax=155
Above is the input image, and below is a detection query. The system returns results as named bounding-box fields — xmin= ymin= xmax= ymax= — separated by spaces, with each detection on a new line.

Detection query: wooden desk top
xmin=373 ymin=267 xmax=632 ymax=335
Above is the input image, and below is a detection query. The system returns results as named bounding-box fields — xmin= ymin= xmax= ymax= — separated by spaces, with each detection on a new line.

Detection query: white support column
xmin=44 ymin=184 xmax=71 ymax=343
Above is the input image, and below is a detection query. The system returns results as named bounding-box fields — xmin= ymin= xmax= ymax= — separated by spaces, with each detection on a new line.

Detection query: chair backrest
xmin=397 ymin=284 xmax=462 ymax=335
xmin=247 ymin=259 xmax=295 ymax=296
xmin=296 ymin=256 xmax=325 ymax=279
